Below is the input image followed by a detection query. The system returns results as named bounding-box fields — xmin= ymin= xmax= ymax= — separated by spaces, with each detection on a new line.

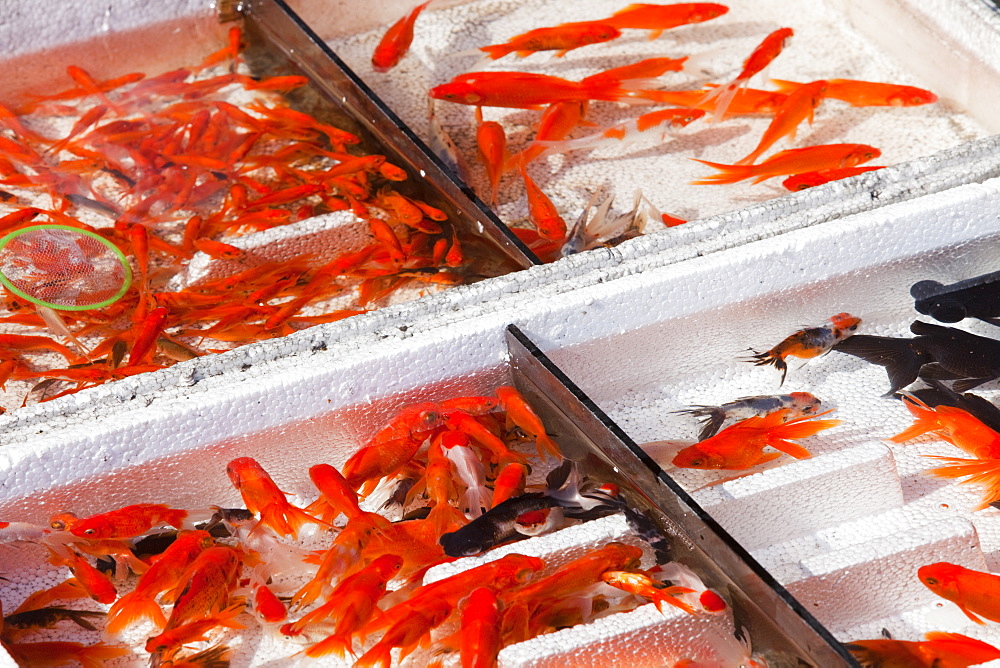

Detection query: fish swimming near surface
xmin=833 ymin=320 xmax=1000 ymax=395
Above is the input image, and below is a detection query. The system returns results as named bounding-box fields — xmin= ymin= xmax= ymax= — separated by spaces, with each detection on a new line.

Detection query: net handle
xmin=0 ymin=224 xmax=133 ymax=311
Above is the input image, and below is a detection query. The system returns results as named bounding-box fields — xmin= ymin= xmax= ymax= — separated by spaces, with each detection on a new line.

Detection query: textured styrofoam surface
xmin=320 ymin=0 xmax=989 ymax=229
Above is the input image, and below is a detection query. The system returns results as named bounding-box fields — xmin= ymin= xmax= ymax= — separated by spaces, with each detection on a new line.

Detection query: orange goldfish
xmin=919 ymin=562 xmax=1000 ymax=624
xmin=424 ymin=434 xmax=469 ymax=536
xmin=496 ymin=385 xmax=560 ymax=458
xmin=736 ymin=80 xmax=827 ymax=165
xmin=891 ymin=395 xmax=1000 ymax=459
xmin=782 ymin=165 xmax=885 ymax=191
xmin=519 ymin=162 xmax=567 ymax=242
xmin=601 ymin=570 xmax=697 ymax=614
xmin=68 ymin=502 xmax=188 ymax=539
xmin=253 ymin=584 xmax=287 ymax=623
xmin=582 ymin=56 xmax=691 ymax=87
xmin=460 ymin=587 xmax=503 ymax=668
xmin=502 ymin=542 xmax=642 ymax=613
xmin=703 ymin=26 xmax=794 ymax=120
xmin=534 ymin=108 xmax=704 ymax=158
xmin=354 ymin=598 xmax=453 ymax=667
xmin=603 ymin=3 xmax=729 ymax=39
xmin=47 ymin=550 xmax=117 ymax=604
xmin=479 ymin=22 xmax=621 ymax=59
xmin=671 ymin=408 xmax=841 ymax=470
xmin=372 ymin=1 xmax=432 ymax=73
xmin=491 ymin=462 xmax=528 ymax=507
xmin=475 ymin=107 xmax=508 ymax=208
xmin=430 ymin=71 xmax=630 ymax=110
xmin=693 ymin=143 xmax=881 ymax=185
xmin=305 ymin=463 xmax=364 ymax=524
xmin=505 ymin=100 xmax=589 ymax=170
xmin=847 ymin=631 xmax=1000 ymax=668
xmin=772 ymin=78 xmax=938 ymax=107
xmin=145 ymin=546 xmax=243 ymax=655
xmin=748 ymin=312 xmax=862 ymax=383
xmin=299 ymin=554 xmax=404 ymax=658
xmin=106 ymin=529 xmax=215 ymax=632
xmin=226 ymin=457 xmax=328 ymax=539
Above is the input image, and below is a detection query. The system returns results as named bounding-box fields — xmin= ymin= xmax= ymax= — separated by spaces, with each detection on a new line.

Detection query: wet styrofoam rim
xmin=0 ymin=224 xmax=133 ymax=311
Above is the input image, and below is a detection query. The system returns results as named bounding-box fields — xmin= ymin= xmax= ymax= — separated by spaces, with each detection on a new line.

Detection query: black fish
xmin=439 ymin=460 xmax=617 ymax=558
xmin=4 ymin=606 xmax=105 ymax=632
xmin=833 ymin=321 xmax=1000 ymax=395
xmin=912 ymin=272 xmax=1000 ymax=327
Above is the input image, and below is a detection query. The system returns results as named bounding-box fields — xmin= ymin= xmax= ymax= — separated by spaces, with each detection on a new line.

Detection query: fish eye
xmin=84 ymin=528 xmax=95 ymax=535
xmin=689 ymin=458 xmax=703 ymax=466
xmin=924 ymin=576 xmax=938 ymax=585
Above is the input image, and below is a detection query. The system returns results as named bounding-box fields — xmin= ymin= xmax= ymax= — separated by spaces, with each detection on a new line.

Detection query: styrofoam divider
xmin=691 ymin=442 xmax=903 ymax=551
xmin=781 ymin=517 xmax=984 ymax=634
xmin=498 ymin=603 xmax=739 ymax=668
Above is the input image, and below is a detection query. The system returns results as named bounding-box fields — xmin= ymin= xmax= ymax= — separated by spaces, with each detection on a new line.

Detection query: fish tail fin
xmin=689 ymin=158 xmax=755 ymax=185
xmin=832 ymin=334 xmax=926 ymax=396
xmin=479 ymin=44 xmax=516 ymax=60
xmin=536 ymin=433 xmax=562 ymax=459
xmin=306 ymin=632 xmax=355 ymax=658
xmin=770 ymin=78 xmax=800 ymax=94
xmin=260 ymin=502 xmax=327 ymax=540
xmin=354 ymin=644 xmax=392 ymax=668
xmin=105 ymin=591 xmax=167 ymax=634
xmin=705 ymin=81 xmax=742 ymax=122
xmin=427 ymin=502 xmax=468 ymax=537
xmin=651 ymin=586 xmax=699 ymax=615
xmin=889 ymin=394 xmax=941 ymax=443
xmin=672 ymin=406 xmax=727 ymax=441
xmin=735 ymin=145 xmax=767 ymax=166
xmin=925 ymin=456 xmax=1000 ymax=510
xmin=164 ymin=508 xmax=190 ymax=530
xmin=291 ymin=575 xmax=328 ymax=611
xmin=168 ymin=644 xmax=233 ymax=667
xmin=78 ymin=643 xmax=131 ymax=668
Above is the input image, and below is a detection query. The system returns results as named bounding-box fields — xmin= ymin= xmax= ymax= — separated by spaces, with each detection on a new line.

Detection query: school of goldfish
xmin=0 ymin=25 xmax=496 ymax=411
xmin=372 ymin=1 xmax=937 ymax=261
xmin=0 ymin=385 xmax=760 ymax=667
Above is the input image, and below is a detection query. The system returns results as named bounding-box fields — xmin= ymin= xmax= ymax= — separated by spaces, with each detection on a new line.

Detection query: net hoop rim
xmin=0 ymin=224 xmax=133 ymax=311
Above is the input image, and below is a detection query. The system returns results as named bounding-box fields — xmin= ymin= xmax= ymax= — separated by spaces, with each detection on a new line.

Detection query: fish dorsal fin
xmin=910 ymin=320 xmax=955 ymax=337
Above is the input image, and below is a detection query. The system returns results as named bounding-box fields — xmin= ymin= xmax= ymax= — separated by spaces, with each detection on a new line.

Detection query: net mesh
xmin=0 ymin=225 xmax=131 ymax=310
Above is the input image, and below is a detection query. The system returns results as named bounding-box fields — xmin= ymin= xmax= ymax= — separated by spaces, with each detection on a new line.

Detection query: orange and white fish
xmin=652 ymin=562 xmax=729 ymax=615
xmin=692 ymin=144 xmax=881 ymax=185
xmin=372 ymin=1 xmax=432 ymax=73
xmin=671 ymin=408 xmax=841 ymax=470
xmin=772 ymin=78 xmax=938 ymax=107
xmin=847 ymin=631 xmax=1000 ymax=667
xmin=602 ymin=3 xmax=729 ymax=39
xmin=736 ymin=80 xmax=827 ymax=165
xmin=919 ymin=562 xmax=1000 ymax=624
xmin=702 ymin=26 xmax=794 ymax=120
xmin=480 ymin=22 xmax=621 ymax=59
xmin=747 ymin=312 xmax=862 ymax=384
xmin=781 ymin=165 xmax=885 ymax=191
xmin=601 ymin=570 xmax=697 ymax=614
xmin=226 ymin=457 xmax=328 ymax=539
xmin=534 ymin=108 xmax=704 ymax=159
